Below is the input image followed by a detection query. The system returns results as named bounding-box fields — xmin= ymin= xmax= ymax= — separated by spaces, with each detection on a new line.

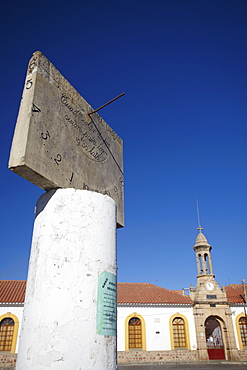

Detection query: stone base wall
xmin=239 ymin=350 xmax=247 ymax=361
xmin=0 ymin=354 xmax=17 ymax=368
xmin=1 ymin=350 xmax=246 ymax=367
xmin=117 ymin=350 xmax=199 ymax=363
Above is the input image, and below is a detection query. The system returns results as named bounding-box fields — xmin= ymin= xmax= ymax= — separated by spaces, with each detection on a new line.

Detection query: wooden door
xmin=128 ymin=317 xmax=142 ymax=349
xmin=239 ymin=317 xmax=247 ymax=348
xmin=0 ymin=318 xmax=14 ymax=351
xmin=172 ymin=317 xmax=187 ymax=349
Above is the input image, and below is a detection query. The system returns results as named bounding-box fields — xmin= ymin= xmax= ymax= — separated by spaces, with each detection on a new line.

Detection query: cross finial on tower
xmin=196 ymin=199 xmax=204 ymax=233
xmin=197 ymin=225 xmax=204 ymax=233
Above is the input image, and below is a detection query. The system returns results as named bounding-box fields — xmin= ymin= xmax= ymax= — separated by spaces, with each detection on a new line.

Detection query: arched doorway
xmin=205 ymin=316 xmax=225 ymax=360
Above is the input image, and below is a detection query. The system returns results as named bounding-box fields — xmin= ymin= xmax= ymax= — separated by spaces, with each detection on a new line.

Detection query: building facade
xmin=0 ymin=230 xmax=247 ymax=365
xmin=117 ymin=283 xmax=196 ymax=352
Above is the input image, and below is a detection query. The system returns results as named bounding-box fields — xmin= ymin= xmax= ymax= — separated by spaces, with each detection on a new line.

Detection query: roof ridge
xmin=118 ymin=282 xmax=151 ymax=285
xmin=0 ymin=279 xmax=26 ymax=282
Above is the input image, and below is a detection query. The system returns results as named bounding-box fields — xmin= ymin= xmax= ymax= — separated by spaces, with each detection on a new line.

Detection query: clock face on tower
xmin=206 ymin=282 xmax=214 ymax=291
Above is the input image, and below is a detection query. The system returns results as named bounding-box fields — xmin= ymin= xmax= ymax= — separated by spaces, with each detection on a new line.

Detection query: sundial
xmin=9 ymin=51 xmax=124 ymax=227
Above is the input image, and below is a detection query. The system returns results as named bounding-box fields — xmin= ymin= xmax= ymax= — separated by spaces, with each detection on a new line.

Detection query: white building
xmin=0 ymin=230 xmax=247 ymax=365
xmin=117 ymin=282 xmax=196 ymax=352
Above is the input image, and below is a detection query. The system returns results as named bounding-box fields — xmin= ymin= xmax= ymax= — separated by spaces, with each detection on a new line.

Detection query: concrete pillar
xmin=16 ymin=189 xmax=117 ymax=370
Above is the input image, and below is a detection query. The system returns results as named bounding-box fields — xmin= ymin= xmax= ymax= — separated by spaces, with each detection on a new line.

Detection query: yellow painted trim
xmin=235 ymin=312 xmax=247 ymax=350
xmin=0 ymin=312 xmax=19 ymax=354
xmin=124 ymin=312 xmax=146 ymax=351
xmin=169 ymin=313 xmax=191 ymax=350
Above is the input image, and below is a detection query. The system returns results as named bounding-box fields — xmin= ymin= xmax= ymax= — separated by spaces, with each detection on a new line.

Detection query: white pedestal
xmin=16 ymin=189 xmax=117 ymax=369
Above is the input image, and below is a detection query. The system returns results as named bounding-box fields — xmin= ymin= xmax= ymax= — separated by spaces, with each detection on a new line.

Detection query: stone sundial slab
xmin=9 ymin=51 xmax=124 ymax=227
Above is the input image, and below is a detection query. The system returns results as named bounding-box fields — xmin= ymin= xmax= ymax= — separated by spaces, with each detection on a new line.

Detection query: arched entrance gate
xmin=205 ymin=316 xmax=225 ymax=360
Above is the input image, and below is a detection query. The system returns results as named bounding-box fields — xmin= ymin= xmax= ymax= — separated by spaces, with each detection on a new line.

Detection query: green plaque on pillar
xmin=96 ymin=271 xmax=117 ymax=336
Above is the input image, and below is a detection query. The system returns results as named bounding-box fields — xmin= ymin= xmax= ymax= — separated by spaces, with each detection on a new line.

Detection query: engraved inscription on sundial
xmin=9 ymin=51 xmax=124 ymax=227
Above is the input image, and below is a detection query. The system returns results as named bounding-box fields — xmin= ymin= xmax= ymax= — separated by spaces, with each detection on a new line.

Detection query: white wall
xmin=230 ymin=305 xmax=246 ymax=350
xmin=117 ymin=305 xmax=197 ymax=351
xmin=1 ymin=303 xmax=198 ymax=354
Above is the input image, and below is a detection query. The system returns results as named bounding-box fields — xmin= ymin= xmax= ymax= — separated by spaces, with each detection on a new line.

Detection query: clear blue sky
xmin=1 ymin=0 xmax=246 ymax=290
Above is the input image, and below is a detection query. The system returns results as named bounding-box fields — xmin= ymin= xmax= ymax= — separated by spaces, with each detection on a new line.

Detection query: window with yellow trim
xmin=0 ymin=318 xmax=15 ymax=351
xmin=172 ymin=317 xmax=187 ymax=349
xmin=128 ymin=317 xmax=142 ymax=349
xmin=239 ymin=316 xmax=247 ymax=348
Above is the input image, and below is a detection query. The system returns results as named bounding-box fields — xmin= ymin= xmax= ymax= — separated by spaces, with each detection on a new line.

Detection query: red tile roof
xmin=225 ymin=284 xmax=247 ymax=304
xmin=0 ymin=280 xmax=192 ymax=305
xmin=0 ymin=280 xmax=26 ymax=303
xmin=1 ymin=280 xmax=245 ymax=306
xmin=118 ymin=283 xmax=193 ymax=304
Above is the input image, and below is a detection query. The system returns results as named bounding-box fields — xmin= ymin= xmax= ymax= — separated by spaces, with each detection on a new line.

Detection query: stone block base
xmin=117 ymin=350 xmax=199 ymax=363
xmin=239 ymin=350 xmax=247 ymax=361
xmin=1 ymin=350 xmax=247 ymax=367
xmin=0 ymin=354 xmax=17 ymax=368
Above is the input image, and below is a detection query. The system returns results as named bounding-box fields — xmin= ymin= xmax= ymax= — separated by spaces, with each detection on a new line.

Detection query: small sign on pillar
xmin=96 ymin=271 xmax=117 ymax=336
xmin=9 ymin=51 xmax=124 ymax=227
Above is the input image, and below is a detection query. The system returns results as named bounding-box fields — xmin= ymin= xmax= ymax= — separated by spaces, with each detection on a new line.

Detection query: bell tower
xmin=193 ymin=226 xmax=214 ymax=278
xmin=190 ymin=227 xmax=225 ymax=303
xmin=190 ymin=227 xmax=239 ymax=361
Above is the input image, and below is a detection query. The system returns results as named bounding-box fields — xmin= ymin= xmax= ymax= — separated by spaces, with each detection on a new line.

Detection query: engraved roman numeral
xmin=69 ymin=172 xmax=74 ymax=183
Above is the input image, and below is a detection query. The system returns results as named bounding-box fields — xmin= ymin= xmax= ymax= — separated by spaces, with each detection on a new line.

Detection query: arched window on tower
xmin=198 ymin=254 xmax=203 ymax=274
xmin=0 ymin=318 xmax=15 ymax=351
xmin=239 ymin=317 xmax=247 ymax=348
xmin=204 ymin=253 xmax=209 ymax=274
xmin=172 ymin=317 xmax=187 ymax=349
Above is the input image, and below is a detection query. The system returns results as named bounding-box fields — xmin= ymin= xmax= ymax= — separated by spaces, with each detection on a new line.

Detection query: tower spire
xmin=193 ymin=201 xmax=214 ymax=276
xmin=196 ymin=199 xmax=204 ymax=233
